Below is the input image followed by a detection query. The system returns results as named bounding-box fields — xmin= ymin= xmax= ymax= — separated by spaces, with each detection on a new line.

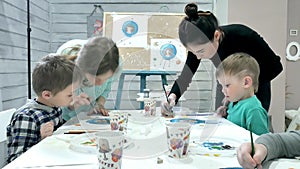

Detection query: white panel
xmin=0 ymin=89 xmax=2 ymax=111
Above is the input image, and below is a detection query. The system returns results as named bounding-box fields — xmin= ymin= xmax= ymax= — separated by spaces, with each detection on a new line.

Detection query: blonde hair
xmin=56 ymin=39 xmax=87 ymax=61
xmin=216 ymin=52 xmax=260 ymax=92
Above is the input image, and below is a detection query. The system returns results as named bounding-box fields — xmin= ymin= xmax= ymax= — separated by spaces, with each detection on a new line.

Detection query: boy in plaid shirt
xmin=6 ymin=55 xmax=83 ymax=162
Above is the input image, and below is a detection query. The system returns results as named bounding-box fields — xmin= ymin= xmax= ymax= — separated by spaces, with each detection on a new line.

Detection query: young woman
xmin=162 ymin=3 xmax=283 ymax=115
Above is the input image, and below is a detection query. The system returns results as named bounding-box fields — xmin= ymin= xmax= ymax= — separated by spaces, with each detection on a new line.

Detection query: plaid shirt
xmin=6 ymin=99 xmax=63 ymax=162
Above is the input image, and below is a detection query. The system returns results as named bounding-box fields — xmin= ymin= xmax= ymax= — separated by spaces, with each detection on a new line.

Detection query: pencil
xmin=250 ymin=123 xmax=255 ymax=157
xmin=64 ymin=130 xmax=98 ymax=134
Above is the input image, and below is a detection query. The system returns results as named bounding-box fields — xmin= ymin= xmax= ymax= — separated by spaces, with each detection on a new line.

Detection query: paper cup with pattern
xmin=110 ymin=112 xmax=128 ymax=133
xmin=144 ymin=98 xmax=156 ymax=116
xmin=166 ymin=122 xmax=191 ymax=159
xmin=95 ymin=131 xmax=124 ymax=169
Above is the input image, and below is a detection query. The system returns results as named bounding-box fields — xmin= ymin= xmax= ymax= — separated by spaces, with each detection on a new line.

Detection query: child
xmin=59 ymin=37 xmax=121 ymax=120
xmin=6 ymin=55 xmax=83 ymax=162
xmin=215 ymin=52 xmax=269 ymax=135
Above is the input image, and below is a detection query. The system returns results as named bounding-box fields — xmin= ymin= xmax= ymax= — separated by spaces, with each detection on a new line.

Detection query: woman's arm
xmin=170 ymin=51 xmax=201 ymax=103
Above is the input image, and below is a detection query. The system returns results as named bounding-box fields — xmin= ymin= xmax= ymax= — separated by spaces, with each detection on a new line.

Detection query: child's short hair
xmin=76 ymin=36 xmax=119 ymax=76
xmin=216 ymin=52 xmax=260 ymax=92
xmin=32 ymin=55 xmax=83 ymax=96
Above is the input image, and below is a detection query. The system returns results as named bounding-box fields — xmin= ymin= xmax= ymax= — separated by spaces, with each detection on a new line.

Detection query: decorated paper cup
xmin=110 ymin=112 xmax=128 ymax=133
xmin=144 ymin=98 xmax=156 ymax=116
xmin=95 ymin=131 xmax=124 ymax=169
xmin=166 ymin=122 xmax=191 ymax=159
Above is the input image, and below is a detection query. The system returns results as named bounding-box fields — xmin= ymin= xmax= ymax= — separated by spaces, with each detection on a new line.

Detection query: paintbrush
xmin=79 ymin=88 xmax=98 ymax=114
xmin=162 ymin=84 xmax=170 ymax=104
xmin=250 ymin=123 xmax=255 ymax=157
xmin=162 ymin=84 xmax=173 ymax=117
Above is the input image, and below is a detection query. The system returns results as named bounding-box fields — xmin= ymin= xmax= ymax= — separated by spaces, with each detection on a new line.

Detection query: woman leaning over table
xmin=57 ymin=37 xmax=121 ymax=121
xmin=162 ymin=3 xmax=283 ymax=115
xmin=237 ymin=131 xmax=300 ymax=169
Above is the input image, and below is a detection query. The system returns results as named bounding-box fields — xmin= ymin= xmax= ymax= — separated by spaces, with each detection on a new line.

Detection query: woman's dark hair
xmin=179 ymin=3 xmax=219 ymax=46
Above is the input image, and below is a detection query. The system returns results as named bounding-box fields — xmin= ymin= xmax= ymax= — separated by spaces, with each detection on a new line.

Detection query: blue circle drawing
xmin=86 ymin=118 xmax=110 ymax=125
xmin=170 ymin=118 xmax=205 ymax=124
xmin=160 ymin=44 xmax=177 ymax=60
xmin=122 ymin=20 xmax=138 ymax=37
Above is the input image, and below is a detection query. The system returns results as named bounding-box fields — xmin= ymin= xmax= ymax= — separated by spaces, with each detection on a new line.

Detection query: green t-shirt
xmin=227 ymin=95 xmax=269 ymax=135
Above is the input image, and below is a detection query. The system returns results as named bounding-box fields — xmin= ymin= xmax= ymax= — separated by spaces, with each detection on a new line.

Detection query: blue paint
xmin=170 ymin=118 xmax=205 ymax=124
xmin=86 ymin=118 xmax=110 ymax=125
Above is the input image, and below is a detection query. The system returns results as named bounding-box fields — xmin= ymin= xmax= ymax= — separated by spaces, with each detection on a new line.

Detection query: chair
xmin=287 ymin=113 xmax=300 ymax=132
xmin=0 ymin=108 xmax=16 ymax=168
xmin=268 ymin=114 xmax=274 ymax=133
xmin=285 ymin=107 xmax=300 ymax=132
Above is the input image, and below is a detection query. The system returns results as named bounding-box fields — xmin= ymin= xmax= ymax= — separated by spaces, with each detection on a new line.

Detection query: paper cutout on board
xmin=150 ymin=39 xmax=186 ymax=71
xmin=112 ymin=15 xmax=149 ymax=47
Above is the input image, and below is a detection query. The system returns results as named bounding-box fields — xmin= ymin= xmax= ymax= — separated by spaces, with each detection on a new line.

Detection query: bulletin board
xmin=103 ymin=12 xmax=187 ymax=71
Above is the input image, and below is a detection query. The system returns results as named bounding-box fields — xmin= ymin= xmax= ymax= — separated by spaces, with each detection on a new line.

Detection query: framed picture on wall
xmin=87 ymin=14 xmax=103 ymax=38
xmin=87 ymin=5 xmax=104 ymax=38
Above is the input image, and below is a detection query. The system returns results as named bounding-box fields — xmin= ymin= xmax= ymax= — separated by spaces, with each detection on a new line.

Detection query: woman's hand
xmin=161 ymin=93 xmax=176 ymax=117
xmin=40 ymin=121 xmax=54 ymax=140
xmin=237 ymin=142 xmax=268 ymax=169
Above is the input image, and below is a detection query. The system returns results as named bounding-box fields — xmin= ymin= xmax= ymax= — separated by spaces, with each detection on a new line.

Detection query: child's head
xmin=215 ymin=53 xmax=260 ymax=102
xmin=56 ymin=39 xmax=87 ymax=61
xmin=179 ymin=3 xmax=221 ymax=60
xmin=32 ymin=55 xmax=83 ymax=107
xmin=76 ymin=36 xmax=120 ymax=86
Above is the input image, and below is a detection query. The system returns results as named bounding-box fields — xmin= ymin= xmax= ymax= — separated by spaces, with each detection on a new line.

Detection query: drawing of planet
xmin=170 ymin=118 xmax=205 ymax=124
xmin=86 ymin=118 xmax=110 ymax=125
xmin=160 ymin=43 xmax=177 ymax=60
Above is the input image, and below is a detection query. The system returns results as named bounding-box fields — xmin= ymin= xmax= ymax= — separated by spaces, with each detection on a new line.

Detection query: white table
xmin=4 ymin=110 xmax=283 ymax=169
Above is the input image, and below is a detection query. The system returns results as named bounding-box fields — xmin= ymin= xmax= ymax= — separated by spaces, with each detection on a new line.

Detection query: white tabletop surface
xmin=3 ymin=110 xmax=298 ymax=169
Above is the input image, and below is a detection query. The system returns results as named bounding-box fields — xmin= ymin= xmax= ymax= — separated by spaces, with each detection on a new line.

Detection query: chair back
xmin=287 ymin=113 xmax=300 ymax=132
xmin=0 ymin=108 xmax=16 ymax=168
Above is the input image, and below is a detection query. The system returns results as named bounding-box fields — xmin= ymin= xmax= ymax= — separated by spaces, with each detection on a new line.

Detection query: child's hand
xmin=87 ymin=104 xmax=109 ymax=116
xmin=40 ymin=121 xmax=54 ymax=139
xmin=215 ymin=98 xmax=229 ymax=118
xmin=70 ymin=92 xmax=91 ymax=110
xmin=215 ymin=105 xmax=228 ymax=117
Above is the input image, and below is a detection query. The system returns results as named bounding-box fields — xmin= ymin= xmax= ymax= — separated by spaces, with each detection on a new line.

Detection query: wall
xmin=49 ymin=0 xmax=216 ymax=111
xmin=0 ymin=0 xmax=50 ymax=111
xmin=226 ymin=0 xmax=287 ymax=132
xmin=286 ymin=0 xmax=300 ymax=110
